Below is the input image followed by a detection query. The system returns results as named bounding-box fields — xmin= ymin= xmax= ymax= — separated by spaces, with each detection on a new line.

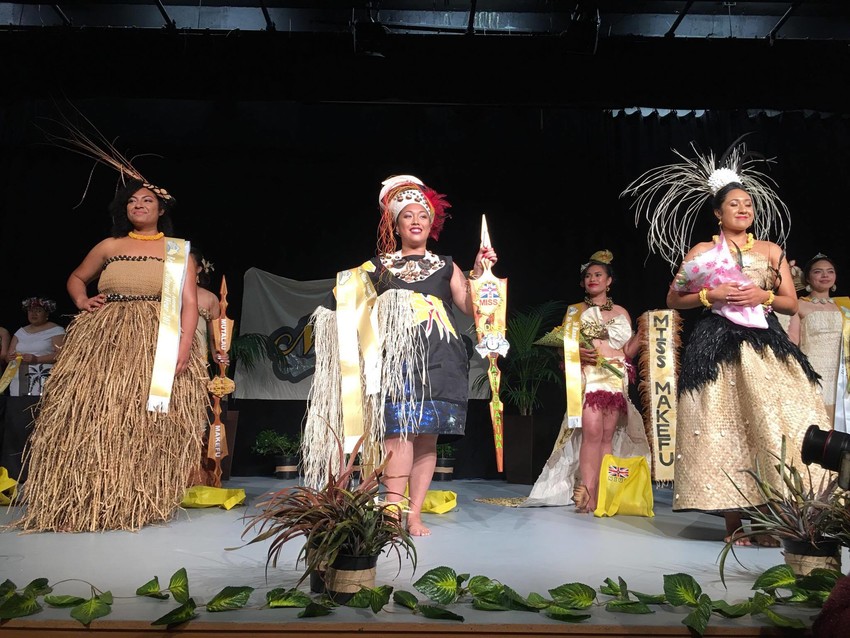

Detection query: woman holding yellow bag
xmin=523 ymin=250 xmax=651 ymax=513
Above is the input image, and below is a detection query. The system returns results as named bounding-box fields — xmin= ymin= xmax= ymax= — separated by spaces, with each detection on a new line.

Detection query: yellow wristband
xmin=762 ymin=290 xmax=775 ymax=307
xmin=698 ymin=288 xmax=711 ymax=308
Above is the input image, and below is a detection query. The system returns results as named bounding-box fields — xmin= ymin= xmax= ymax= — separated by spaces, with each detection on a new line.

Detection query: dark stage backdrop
xmin=2 ymin=101 xmax=849 ymax=478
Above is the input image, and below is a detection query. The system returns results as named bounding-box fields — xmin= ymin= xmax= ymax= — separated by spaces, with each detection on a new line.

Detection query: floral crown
xmin=22 ymin=297 xmax=56 ymax=313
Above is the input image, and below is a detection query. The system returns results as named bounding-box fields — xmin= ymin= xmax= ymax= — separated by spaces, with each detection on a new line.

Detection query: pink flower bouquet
xmin=671 ymin=232 xmax=768 ymax=329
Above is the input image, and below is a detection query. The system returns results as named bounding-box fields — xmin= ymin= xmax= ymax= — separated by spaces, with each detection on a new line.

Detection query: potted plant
xmin=251 ymin=430 xmax=301 ymax=479
xmin=474 ymin=300 xmax=565 ymax=483
xmin=434 ymin=443 xmax=456 ymax=482
xmin=240 ymin=436 xmax=416 ymax=602
xmin=720 ymin=437 xmax=847 ymax=580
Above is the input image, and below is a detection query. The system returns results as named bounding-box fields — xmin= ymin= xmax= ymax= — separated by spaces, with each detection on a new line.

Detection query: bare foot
xmin=752 ymin=534 xmax=780 ymax=548
xmin=407 ymin=517 xmax=431 ymax=536
xmin=724 ymin=533 xmax=753 ymax=547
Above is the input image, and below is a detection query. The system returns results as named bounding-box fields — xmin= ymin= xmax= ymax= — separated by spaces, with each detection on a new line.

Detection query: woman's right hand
xmin=78 ymin=294 xmax=107 ymax=312
xmin=579 ymin=345 xmax=597 ymax=366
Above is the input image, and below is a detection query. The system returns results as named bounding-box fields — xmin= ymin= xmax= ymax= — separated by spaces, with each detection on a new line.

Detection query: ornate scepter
xmin=207 ymin=276 xmax=236 ymax=487
xmin=469 ymin=215 xmax=510 ymax=472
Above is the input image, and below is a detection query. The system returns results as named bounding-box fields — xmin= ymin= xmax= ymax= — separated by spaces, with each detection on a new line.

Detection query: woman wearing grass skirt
xmin=16 ymin=179 xmax=207 ymax=532
xmin=623 ymin=141 xmax=830 ymax=546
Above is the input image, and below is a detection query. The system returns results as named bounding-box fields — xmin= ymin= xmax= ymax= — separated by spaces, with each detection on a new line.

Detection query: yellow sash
xmin=335 ymin=262 xmax=380 ymax=450
xmin=147 ymin=238 xmax=189 ymax=413
xmin=834 ymin=297 xmax=850 ymax=432
xmin=0 ymin=355 xmax=22 ymax=394
xmin=643 ymin=310 xmax=678 ymax=482
xmin=562 ymin=304 xmax=583 ymax=429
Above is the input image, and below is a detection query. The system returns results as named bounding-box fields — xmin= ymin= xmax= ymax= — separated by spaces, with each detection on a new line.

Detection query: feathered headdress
xmin=377 ymin=174 xmax=451 ymax=256
xmin=621 ymin=136 xmax=790 ymax=270
xmin=41 ymin=104 xmax=174 ymax=203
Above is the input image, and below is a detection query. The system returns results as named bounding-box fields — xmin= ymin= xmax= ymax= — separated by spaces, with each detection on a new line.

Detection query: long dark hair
xmin=108 ymin=178 xmax=175 ymax=237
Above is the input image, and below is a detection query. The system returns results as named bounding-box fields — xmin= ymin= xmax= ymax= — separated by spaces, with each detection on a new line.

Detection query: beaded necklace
xmin=128 ymin=231 xmax=164 ymax=241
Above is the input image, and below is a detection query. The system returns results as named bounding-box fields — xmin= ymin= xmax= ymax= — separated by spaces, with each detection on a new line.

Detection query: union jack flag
xmin=480 ymin=282 xmax=500 ymax=300
xmin=608 ymin=465 xmax=629 ymax=479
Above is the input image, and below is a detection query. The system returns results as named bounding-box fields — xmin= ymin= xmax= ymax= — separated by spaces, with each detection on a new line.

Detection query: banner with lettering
xmin=234 ymin=267 xmax=489 ymax=400
xmin=637 ymin=309 xmax=681 ymax=483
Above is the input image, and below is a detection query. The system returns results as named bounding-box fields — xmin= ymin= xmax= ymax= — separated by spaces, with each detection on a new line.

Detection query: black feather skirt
xmin=678 ymin=311 xmax=820 ymax=397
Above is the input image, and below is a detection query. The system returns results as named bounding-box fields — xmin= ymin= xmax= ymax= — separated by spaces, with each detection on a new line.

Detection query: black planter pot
xmin=274 ymin=454 xmax=299 ymax=479
xmin=433 ymin=457 xmax=454 ymax=481
xmin=782 ymin=538 xmax=842 ymax=576
xmin=325 ymin=554 xmax=379 ymax=604
xmin=782 ymin=538 xmax=840 ymax=557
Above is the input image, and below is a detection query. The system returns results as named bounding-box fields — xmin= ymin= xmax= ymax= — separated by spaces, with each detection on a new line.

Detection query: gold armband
xmin=698 ymin=288 xmax=711 ymax=308
xmin=762 ymin=290 xmax=775 ymax=308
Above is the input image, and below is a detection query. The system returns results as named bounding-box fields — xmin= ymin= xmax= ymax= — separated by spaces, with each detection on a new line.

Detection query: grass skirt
xmin=15 ymin=301 xmax=208 ymax=532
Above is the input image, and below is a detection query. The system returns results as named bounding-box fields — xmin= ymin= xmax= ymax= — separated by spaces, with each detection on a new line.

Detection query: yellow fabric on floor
xmin=181 ymin=486 xmax=246 ymax=511
xmin=421 ymin=489 xmax=457 ymax=514
xmin=0 ymin=467 xmax=17 ymax=505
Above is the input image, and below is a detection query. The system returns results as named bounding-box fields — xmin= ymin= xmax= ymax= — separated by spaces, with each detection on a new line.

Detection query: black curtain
xmin=2 ymin=101 xmax=848 ymax=477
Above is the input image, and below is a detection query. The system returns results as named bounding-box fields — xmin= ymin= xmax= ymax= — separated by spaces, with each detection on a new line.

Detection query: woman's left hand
xmin=724 ymin=282 xmax=768 ymax=307
xmin=472 ymin=246 xmax=498 ymax=278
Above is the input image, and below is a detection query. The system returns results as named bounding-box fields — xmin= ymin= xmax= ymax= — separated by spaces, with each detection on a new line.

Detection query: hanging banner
xmin=235 ymin=267 xmax=489 ymax=400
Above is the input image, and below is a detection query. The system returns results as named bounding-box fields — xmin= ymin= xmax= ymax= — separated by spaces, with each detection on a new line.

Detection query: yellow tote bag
xmin=0 ymin=467 xmax=18 ymax=506
xmin=593 ymin=454 xmax=654 ymax=518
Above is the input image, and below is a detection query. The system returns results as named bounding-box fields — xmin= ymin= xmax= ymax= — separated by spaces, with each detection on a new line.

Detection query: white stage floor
xmin=1 ymin=477 xmax=834 ymax=635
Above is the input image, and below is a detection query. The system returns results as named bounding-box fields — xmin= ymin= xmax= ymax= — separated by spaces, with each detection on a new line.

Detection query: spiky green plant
xmin=719 ymin=436 xmax=847 ymax=584
xmin=239 ymin=436 xmax=416 ymax=584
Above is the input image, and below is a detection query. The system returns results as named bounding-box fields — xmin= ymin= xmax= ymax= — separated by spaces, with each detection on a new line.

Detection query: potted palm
xmin=720 ymin=437 xmax=847 ymax=580
xmin=475 ymin=300 xmax=565 ymax=483
xmin=240 ymin=436 xmax=416 ymax=602
xmin=251 ymin=430 xmax=301 ymax=479
xmin=434 ymin=443 xmax=456 ymax=482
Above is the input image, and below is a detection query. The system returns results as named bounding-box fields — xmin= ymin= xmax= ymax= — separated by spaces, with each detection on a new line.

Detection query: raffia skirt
xmin=673 ymin=313 xmax=829 ymax=512
xmin=15 ymin=301 xmax=208 ymax=532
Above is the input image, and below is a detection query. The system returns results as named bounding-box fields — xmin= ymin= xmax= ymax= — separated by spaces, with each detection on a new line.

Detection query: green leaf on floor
xmin=23 ymin=578 xmax=52 ymax=598
xmin=750 ymin=591 xmax=776 ymax=613
xmin=151 ymin=598 xmax=198 ymax=626
xmin=526 ymin=592 xmax=552 ymax=608
xmin=70 ymin=596 xmax=112 ymax=625
xmin=97 ymin=591 xmax=113 ymax=605
xmin=266 ymin=588 xmax=312 ymax=608
xmin=681 ymin=593 xmax=712 ymax=635
xmin=44 ymin=595 xmax=87 ymax=608
xmin=368 ymin=585 xmax=393 ymax=614
xmin=136 ymin=576 xmax=169 ymax=600
xmin=760 ymin=607 xmax=807 ymax=629
xmin=798 ymin=570 xmax=842 ymax=593
xmin=168 ymin=568 xmax=190 ymax=604
xmin=543 ymin=604 xmax=592 ymax=622
xmin=416 ymin=604 xmax=464 ymax=621
xmin=664 ymin=573 xmax=702 ymax=607
xmin=297 ymin=601 xmax=332 ymax=618
xmin=414 ymin=566 xmax=460 ymax=605
xmin=393 ymin=590 xmax=418 ymax=610
xmin=599 ymin=577 xmax=621 ymax=597
xmin=753 ymin=565 xmax=797 ymax=592
xmin=0 ymin=593 xmax=42 ymax=619
xmin=617 ymin=576 xmax=630 ymax=600
xmin=456 ymin=573 xmax=470 ymax=590
xmin=631 ymin=591 xmax=666 ymax=604
xmin=711 ymin=599 xmax=751 ymax=618
xmin=206 ymin=586 xmax=254 ymax=612
xmin=605 ymin=599 xmax=653 ymax=614
xmin=548 ymin=583 xmax=596 ymax=609
xmin=472 ymin=597 xmax=510 ymax=611
xmin=467 ymin=575 xmax=503 ymax=598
